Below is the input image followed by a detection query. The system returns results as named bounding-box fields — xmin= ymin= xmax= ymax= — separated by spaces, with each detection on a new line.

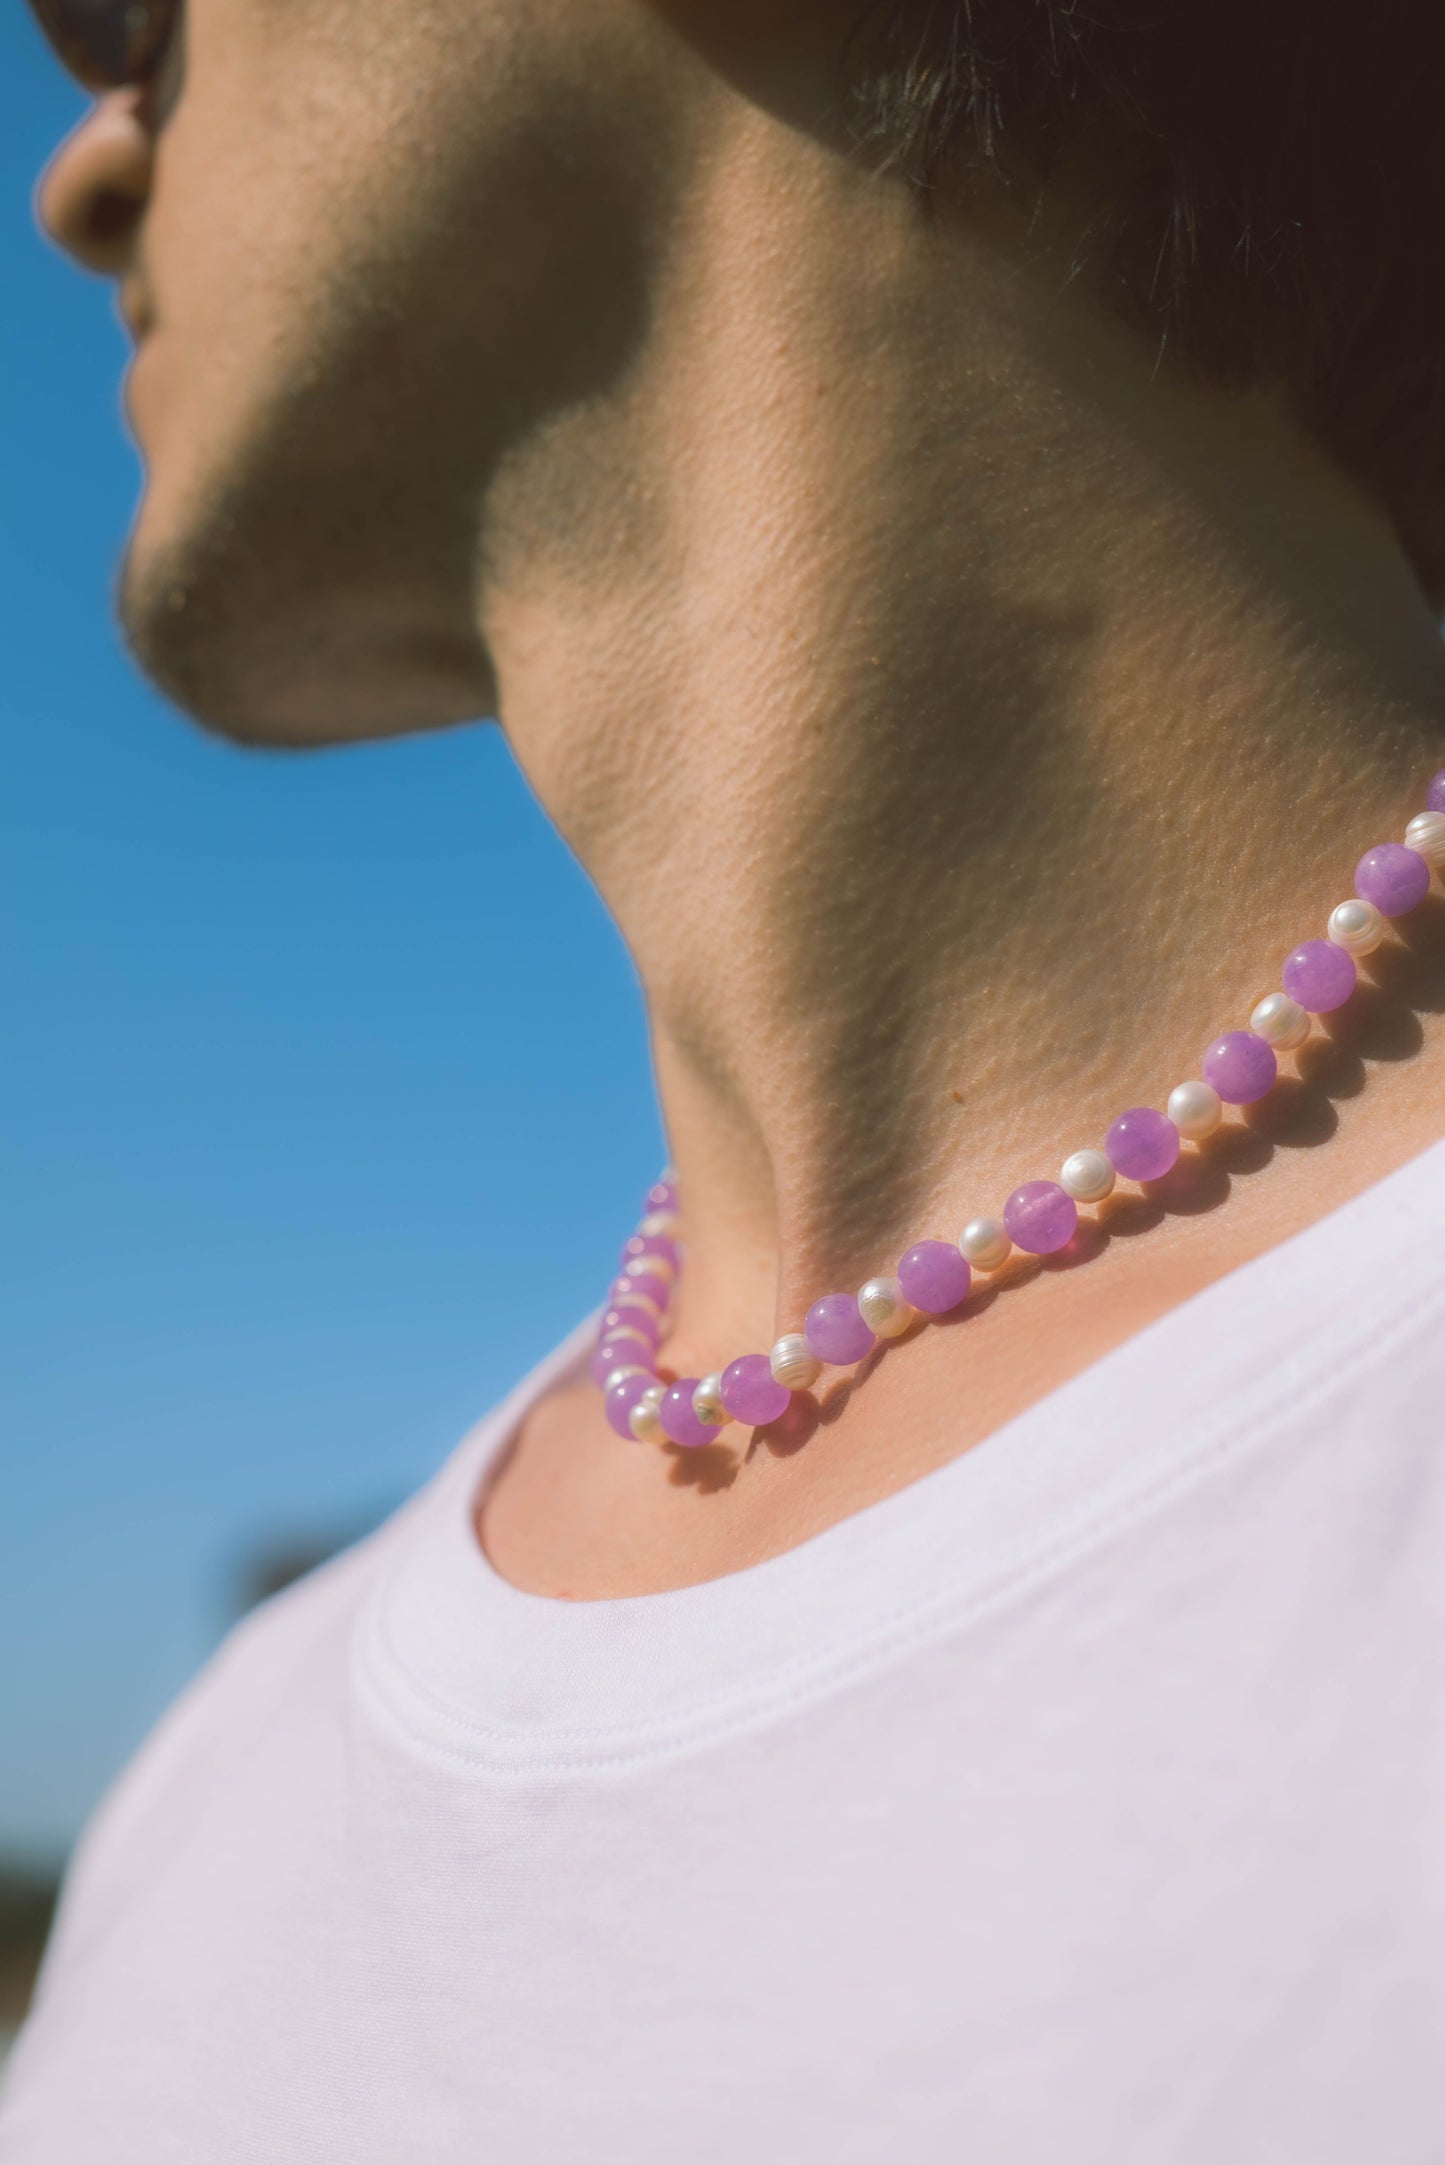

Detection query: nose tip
xmin=37 ymin=92 xmax=154 ymax=274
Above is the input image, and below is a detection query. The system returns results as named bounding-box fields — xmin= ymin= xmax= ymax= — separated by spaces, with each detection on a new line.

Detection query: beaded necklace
xmin=594 ymin=771 xmax=1445 ymax=1448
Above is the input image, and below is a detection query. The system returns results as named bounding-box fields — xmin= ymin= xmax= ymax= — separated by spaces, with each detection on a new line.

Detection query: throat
xmin=482 ymin=132 xmax=1445 ymax=1360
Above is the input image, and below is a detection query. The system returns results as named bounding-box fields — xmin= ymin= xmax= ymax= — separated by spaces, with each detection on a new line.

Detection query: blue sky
xmin=1 ymin=13 xmax=664 ymax=1866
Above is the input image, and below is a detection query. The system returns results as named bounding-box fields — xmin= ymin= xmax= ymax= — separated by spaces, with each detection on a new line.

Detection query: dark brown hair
xmin=845 ymin=2 xmax=1445 ymax=580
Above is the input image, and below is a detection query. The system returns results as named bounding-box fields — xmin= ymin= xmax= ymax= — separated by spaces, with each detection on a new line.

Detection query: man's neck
xmin=476 ymin=111 xmax=1445 ymax=1375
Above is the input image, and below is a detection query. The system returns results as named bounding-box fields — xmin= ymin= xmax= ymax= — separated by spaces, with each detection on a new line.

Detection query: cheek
xmin=141 ymin=0 xmax=501 ymax=382
xmin=113 ymin=0 xmax=672 ymax=739
xmin=111 ymin=4 xmax=551 ymax=737
xmin=125 ymin=76 xmax=433 ymax=578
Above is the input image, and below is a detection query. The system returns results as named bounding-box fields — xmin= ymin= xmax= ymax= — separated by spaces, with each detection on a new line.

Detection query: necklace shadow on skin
xmin=656 ymin=889 xmax=1445 ymax=1499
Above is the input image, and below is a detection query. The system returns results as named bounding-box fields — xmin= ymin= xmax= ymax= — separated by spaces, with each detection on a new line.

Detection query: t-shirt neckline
xmin=356 ymin=1136 xmax=1445 ymax=1774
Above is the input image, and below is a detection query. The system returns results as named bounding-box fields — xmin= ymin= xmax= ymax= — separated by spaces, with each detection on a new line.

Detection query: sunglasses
xmin=27 ymin=0 xmax=180 ymax=91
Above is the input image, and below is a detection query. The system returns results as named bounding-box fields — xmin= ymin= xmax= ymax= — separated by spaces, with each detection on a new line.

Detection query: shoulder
xmin=36 ymin=1465 xmax=441 ymax=1991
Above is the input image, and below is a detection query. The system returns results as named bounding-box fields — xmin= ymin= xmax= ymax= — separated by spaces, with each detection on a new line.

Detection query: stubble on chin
xmin=115 ymin=472 xmax=493 ymax=751
xmin=116 ymin=504 xmax=272 ymax=744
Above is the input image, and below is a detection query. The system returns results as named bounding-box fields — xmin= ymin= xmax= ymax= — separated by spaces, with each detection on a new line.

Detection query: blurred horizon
xmin=1 ymin=13 xmax=664 ymax=1871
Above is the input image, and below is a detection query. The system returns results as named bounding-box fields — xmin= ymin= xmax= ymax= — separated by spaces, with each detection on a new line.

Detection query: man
xmin=5 ymin=0 xmax=1445 ymax=2157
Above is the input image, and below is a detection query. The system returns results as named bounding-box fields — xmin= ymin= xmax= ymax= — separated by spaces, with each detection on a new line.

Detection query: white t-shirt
xmin=5 ymin=1140 xmax=1445 ymax=2164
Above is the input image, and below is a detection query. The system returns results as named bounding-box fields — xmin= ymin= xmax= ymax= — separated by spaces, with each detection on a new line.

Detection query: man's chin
xmin=117 ymin=511 xmax=494 ymax=751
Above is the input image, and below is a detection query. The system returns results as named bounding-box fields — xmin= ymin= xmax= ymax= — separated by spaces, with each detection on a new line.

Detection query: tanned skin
xmin=40 ymin=1 xmax=1445 ymax=1596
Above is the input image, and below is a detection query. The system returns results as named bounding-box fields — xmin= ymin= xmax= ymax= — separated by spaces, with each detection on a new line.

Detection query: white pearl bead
xmin=625 ymin=1253 xmax=675 ymax=1287
xmin=611 ymin=1288 xmax=663 ymax=1320
xmin=857 ymin=1275 xmax=915 ymax=1337
xmin=1166 ymin=1079 xmax=1222 ymax=1140
xmin=958 ymin=1215 xmax=1012 ymax=1270
xmin=692 ymin=1373 xmax=731 ymax=1427
xmin=1405 ymin=809 xmax=1445 ymax=868
xmin=638 ymin=1209 xmax=683 ymax=1238
xmin=602 ymin=1362 xmax=651 ymax=1393
xmin=1059 ymin=1149 xmax=1115 ymax=1204
xmin=1327 ymin=897 xmax=1385 ymax=956
xmin=601 ymin=1329 xmax=654 ymax=1365
xmin=1249 ymin=991 xmax=1310 ymax=1051
xmin=770 ymin=1333 xmax=822 ymax=1391
xmin=629 ymin=1394 xmax=663 ymax=1441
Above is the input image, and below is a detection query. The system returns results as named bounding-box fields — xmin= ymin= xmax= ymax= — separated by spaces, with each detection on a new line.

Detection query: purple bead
xmin=599 ymin=1302 xmax=660 ymax=1346
xmin=644 ymin=1175 xmax=677 ymax=1213
xmin=804 ymin=1293 xmax=877 ymax=1367
xmin=896 ymin=1240 xmax=971 ymax=1315
xmin=1281 ymin=938 xmax=1356 ymax=1014
xmin=720 ymin=1353 xmax=791 ymax=1427
xmin=1104 ymin=1107 xmax=1180 ymax=1183
xmin=1428 ymin=771 xmax=1445 ymax=814
xmin=620 ymin=1232 xmax=680 ymax=1273
xmin=1003 ymin=1180 xmax=1078 ymax=1255
xmin=590 ymin=1332 xmax=653 ymax=1387
xmin=1201 ymin=1029 xmax=1276 ymax=1105
xmin=1355 ymin=842 xmax=1431 ymax=918
xmin=604 ymin=1371 xmax=656 ymax=1439
xmin=659 ymin=1378 xmax=715 ymax=1449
